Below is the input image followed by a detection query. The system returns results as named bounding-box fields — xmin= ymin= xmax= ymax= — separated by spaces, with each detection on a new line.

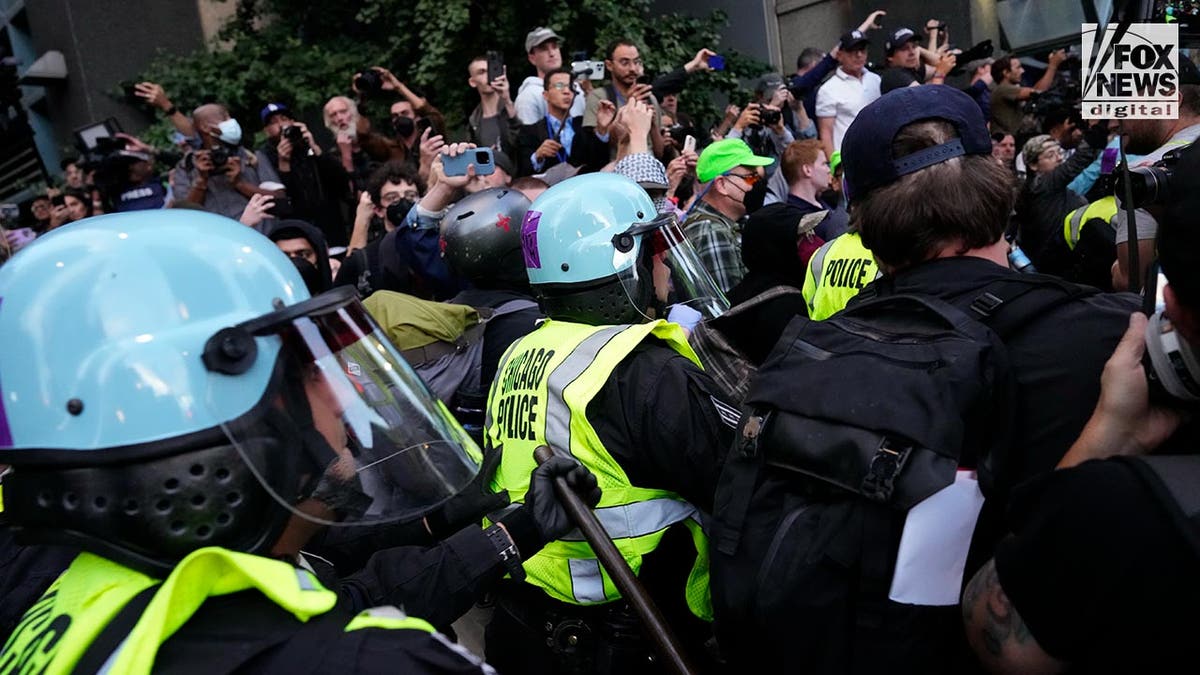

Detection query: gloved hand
xmin=424 ymin=475 xmax=510 ymax=539
xmin=524 ymin=455 xmax=602 ymax=543
xmin=4 ymin=228 xmax=36 ymax=253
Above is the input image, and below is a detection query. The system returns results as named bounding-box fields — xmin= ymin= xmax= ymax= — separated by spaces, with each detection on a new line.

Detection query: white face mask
xmin=215 ymin=118 xmax=243 ymax=146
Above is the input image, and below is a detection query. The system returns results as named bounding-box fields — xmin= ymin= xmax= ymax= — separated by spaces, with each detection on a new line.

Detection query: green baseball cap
xmin=829 ymin=150 xmax=842 ymax=175
xmin=696 ymin=139 xmax=774 ymax=183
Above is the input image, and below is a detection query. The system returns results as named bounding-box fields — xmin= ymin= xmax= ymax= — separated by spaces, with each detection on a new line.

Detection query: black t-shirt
xmin=994 ymin=458 xmax=1200 ymax=672
xmin=880 ymin=66 xmax=925 ymax=94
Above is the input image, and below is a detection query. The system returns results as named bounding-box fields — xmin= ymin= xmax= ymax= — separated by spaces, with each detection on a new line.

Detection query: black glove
xmin=523 ymin=454 xmax=602 ymax=544
xmin=1083 ymin=120 xmax=1110 ymax=151
xmin=423 ymin=448 xmax=510 ymax=539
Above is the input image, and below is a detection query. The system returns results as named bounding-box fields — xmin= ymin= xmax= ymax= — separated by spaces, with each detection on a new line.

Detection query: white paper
xmin=888 ymin=470 xmax=986 ymax=606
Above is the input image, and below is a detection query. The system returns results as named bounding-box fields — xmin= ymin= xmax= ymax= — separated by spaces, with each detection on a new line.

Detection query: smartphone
xmin=266 ymin=195 xmax=294 ymax=219
xmin=486 ymin=51 xmax=504 ymax=83
xmin=50 ymin=195 xmax=66 ymax=208
xmin=683 ymin=135 xmax=696 ymax=154
xmin=443 ymin=147 xmax=496 ymax=177
xmin=0 ymin=203 xmax=18 ymax=222
xmin=636 ymin=74 xmax=652 ymax=86
xmin=571 ymin=60 xmax=606 ymax=80
xmin=708 ymin=54 xmax=726 ymax=71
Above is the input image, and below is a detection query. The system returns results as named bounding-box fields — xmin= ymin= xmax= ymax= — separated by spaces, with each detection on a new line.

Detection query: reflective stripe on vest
xmin=1 ymin=548 xmax=345 ymax=675
xmin=485 ymin=320 xmax=713 ymax=620
xmin=802 ymin=232 xmax=880 ymax=321
xmin=1062 ymin=196 xmax=1117 ymax=250
xmin=802 ymin=237 xmax=834 ymax=313
xmin=344 ymin=606 xmax=435 ymax=633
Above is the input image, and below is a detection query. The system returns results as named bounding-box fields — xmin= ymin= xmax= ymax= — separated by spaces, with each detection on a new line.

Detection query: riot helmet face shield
xmin=612 ymin=212 xmax=730 ymax=322
xmin=205 ymin=287 xmax=480 ymax=527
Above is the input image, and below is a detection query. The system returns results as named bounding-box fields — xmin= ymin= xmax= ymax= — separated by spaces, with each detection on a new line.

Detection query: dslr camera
xmin=759 ymin=107 xmax=782 ymax=127
xmin=355 ymin=68 xmax=384 ymax=96
xmin=1114 ymin=146 xmax=1185 ymax=209
xmin=1120 ymin=138 xmax=1200 ymax=405
xmin=282 ymin=124 xmax=309 ymax=155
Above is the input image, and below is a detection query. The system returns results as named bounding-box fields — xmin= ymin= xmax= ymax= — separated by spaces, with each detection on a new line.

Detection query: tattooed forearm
xmin=976 ymin=559 xmax=1033 ymax=655
xmin=963 ymin=558 xmax=1064 ymax=674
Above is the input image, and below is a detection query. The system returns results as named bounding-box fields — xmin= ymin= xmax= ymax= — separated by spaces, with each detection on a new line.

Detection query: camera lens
xmin=1118 ymin=166 xmax=1171 ymax=208
xmin=476 ymin=151 xmax=490 ymax=164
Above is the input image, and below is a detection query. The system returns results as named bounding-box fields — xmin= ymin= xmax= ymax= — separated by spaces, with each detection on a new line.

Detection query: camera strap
xmin=1117 ymin=119 xmax=1141 ymax=294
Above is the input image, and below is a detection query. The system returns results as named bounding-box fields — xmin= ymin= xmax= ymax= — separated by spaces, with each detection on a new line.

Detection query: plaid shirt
xmin=682 ymin=201 xmax=745 ymax=293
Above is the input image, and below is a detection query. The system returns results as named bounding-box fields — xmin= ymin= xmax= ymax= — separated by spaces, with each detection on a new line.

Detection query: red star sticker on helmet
xmin=496 ymin=214 xmax=511 ymax=231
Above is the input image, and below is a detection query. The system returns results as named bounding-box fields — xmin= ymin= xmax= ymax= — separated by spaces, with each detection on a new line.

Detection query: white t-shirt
xmin=815 ymin=67 xmax=882 ymax=152
xmin=515 ymin=76 xmax=586 ymax=125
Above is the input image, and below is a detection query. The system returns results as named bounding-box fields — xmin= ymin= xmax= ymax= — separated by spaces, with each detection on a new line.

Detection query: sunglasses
xmin=724 ymin=172 xmax=762 ymax=186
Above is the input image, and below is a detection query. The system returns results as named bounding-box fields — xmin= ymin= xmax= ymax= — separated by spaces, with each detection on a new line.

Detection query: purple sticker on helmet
xmin=0 ymin=298 xmax=10 ymax=447
xmin=521 ymin=211 xmax=542 ymax=269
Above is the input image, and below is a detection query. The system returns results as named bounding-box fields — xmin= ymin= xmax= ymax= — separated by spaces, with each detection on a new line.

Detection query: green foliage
xmin=137 ymin=0 xmax=769 ymax=146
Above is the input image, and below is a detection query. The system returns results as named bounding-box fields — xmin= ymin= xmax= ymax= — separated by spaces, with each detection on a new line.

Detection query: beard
xmin=327 ymin=113 xmax=359 ymax=140
xmin=1122 ymin=120 xmax=1165 ymax=155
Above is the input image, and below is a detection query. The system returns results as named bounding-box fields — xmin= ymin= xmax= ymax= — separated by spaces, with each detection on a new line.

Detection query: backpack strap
xmin=406 ymin=298 xmax=536 ymax=364
xmin=399 ymin=321 xmax=487 ymax=366
xmin=485 ymin=298 xmax=540 ymax=321
xmin=75 ymin=583 xmax=161 ymax=675
xmin=964 ymin=275 xmax=1098 ymax=340
xmin=1124 ymin=455 xmax=1200 ymax=559
xmin=714 ymin=410 xmax=772 ymax=556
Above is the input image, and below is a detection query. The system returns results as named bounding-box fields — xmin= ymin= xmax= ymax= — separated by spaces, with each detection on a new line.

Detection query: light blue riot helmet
xmin=0 ymin=211 xmax=479 ymax=574
xmin=520 ymin=172 xmax=728 ymax=325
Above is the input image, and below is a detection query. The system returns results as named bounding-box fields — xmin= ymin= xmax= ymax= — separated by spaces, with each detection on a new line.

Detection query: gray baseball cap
xmin=525 ymin=27 xmax=563 ymax=53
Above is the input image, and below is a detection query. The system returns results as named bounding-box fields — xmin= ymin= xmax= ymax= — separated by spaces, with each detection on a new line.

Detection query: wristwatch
xmin=485 ymin=524 xmax=526 ymax=581
xmin=163 ymin=105 xmax=178 ymax=116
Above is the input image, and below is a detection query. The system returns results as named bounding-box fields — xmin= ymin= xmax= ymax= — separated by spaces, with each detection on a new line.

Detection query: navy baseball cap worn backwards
xmin=841 ymin=85 xmax=991 ymax=202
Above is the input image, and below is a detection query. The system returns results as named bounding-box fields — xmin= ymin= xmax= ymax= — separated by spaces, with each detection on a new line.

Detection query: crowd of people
xmin=2 ymin=8 xmax=1199 ymax=675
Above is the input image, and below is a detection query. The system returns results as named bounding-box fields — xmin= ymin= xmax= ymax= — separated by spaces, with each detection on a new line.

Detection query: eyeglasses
xmin=381 ymin=192 xmax=419 ymax=205
xmin=548 ymin=82 xmax=572 ymax=90
xmin=724 ymin=172 xmax=762 ymax=186
xmin=1039 ymin=145 xmax=1064 ymax=160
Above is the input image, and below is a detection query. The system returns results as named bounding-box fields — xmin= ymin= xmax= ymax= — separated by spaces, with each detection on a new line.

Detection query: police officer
xmin=0 ymin=210 xmax=599 ymax=673
xmin=483 ymin=173 xmax=739 ymax=674
xmin=801 ymin=228 xmax=879 ymax=320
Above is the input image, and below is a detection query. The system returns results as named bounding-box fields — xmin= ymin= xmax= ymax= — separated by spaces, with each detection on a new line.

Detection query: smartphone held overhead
xmin=487 ymin=51 xmax=505 ymax=82
xmin=444 ymin=148 xmax=496 ymax=177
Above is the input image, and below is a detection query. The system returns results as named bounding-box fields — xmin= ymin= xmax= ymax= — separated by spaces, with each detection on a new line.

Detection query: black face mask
xmin=392 ymin=115 xmax=415 ymax=138
xmin=386 ymin=199 xmax=415 ymax=227
xmin=819 ymin=188 xmax=839 ymax=207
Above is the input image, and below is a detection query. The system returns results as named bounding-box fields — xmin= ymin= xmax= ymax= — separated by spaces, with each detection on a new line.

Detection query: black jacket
xmin=132 ymin=584 xmax=489 ymax=674
xmin=267 ymin=219 xmax=333 ymax=294
xmin=514 ymin=116 xmax=610 ymax=177
xmin=1016 ymin=142 xmax=1099 ymax=275
xmin=259 ymin=144 xmax=354 ymax=248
